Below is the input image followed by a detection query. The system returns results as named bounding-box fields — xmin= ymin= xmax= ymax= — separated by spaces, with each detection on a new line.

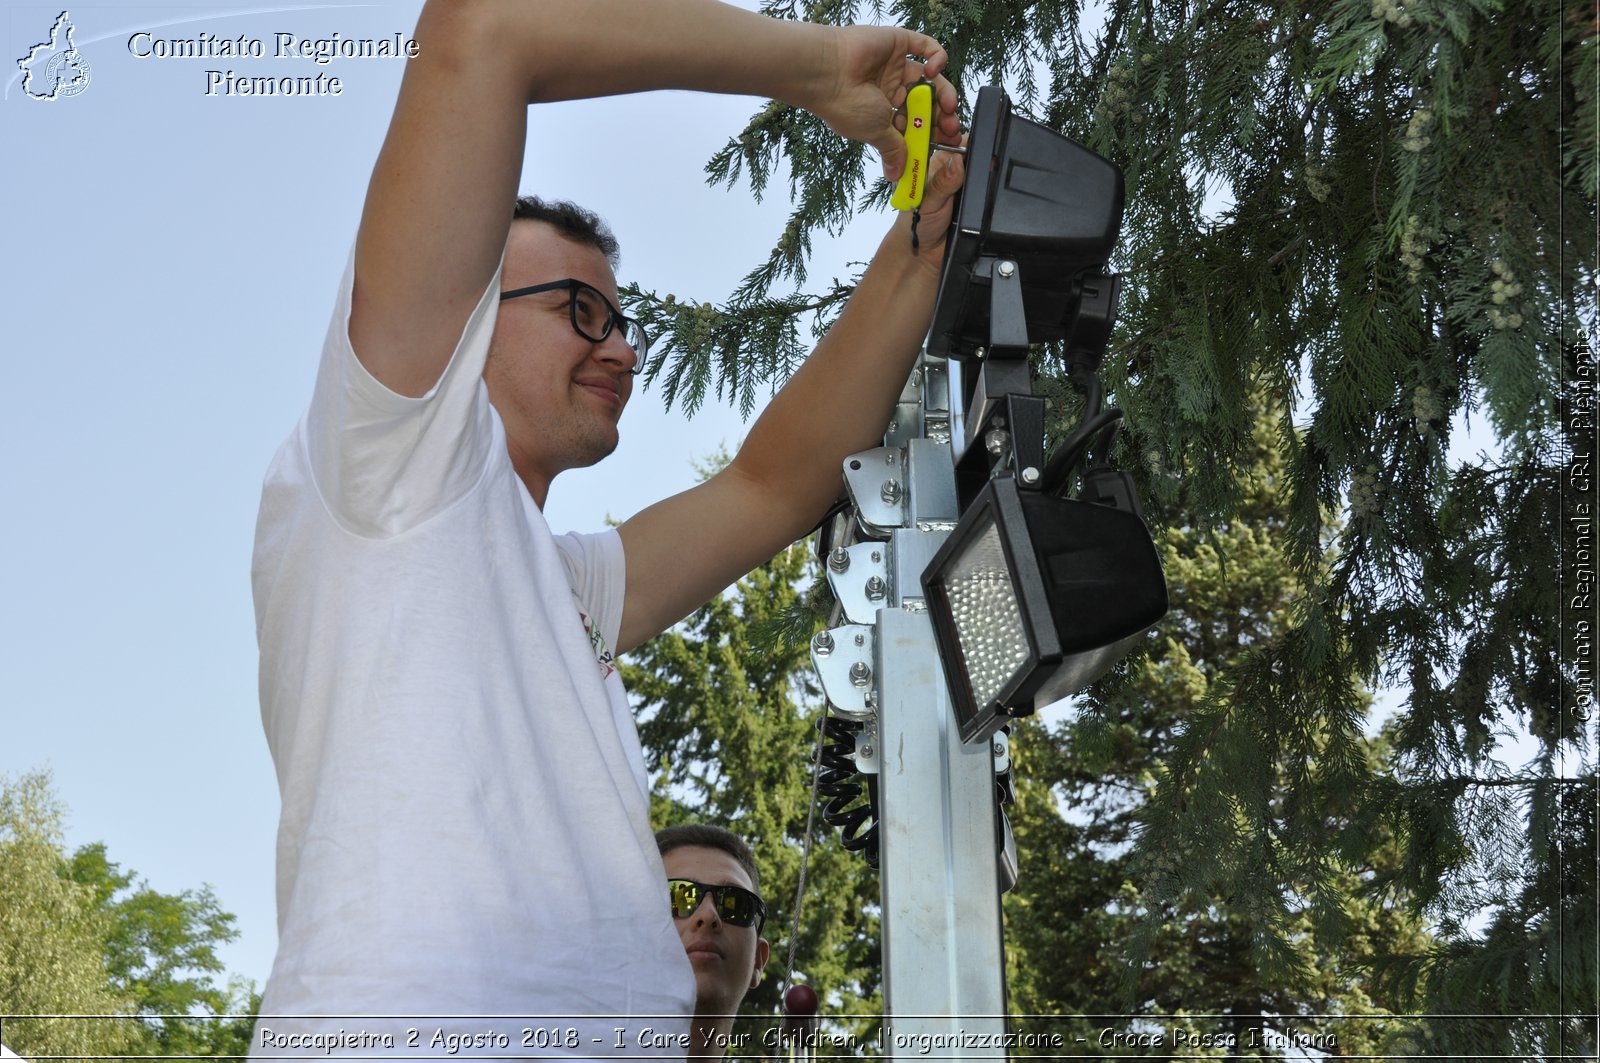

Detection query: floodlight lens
xmin=944 ymin=516 xmax=1031 ymax=709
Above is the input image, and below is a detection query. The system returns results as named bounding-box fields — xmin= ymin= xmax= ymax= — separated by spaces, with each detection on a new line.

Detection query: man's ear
xmin=750 ymin=937 xmax=771 ymax=989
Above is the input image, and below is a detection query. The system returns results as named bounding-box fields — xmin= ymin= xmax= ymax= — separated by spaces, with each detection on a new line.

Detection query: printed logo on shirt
xmin=578 ymin=610 xmax=617 ymax=681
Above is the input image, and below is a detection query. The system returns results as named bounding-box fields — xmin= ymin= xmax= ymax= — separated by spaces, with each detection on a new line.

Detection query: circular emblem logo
xmin=44 ymin=50 xmax=92 ymax=97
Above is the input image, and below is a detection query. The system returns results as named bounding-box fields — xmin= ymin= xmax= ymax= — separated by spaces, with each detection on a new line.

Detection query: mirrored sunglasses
xmin=667 ymin=878 xmax=766 ymax=931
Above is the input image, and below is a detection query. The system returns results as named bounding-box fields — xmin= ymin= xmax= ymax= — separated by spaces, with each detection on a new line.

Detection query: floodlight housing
xmin=921 ymin=476 xmax=1168 ymax=744
xmin=927 ymin=86 xmax=1125 ymax=366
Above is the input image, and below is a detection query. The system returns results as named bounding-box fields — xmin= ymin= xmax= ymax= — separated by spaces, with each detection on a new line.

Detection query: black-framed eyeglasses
xmin=667 ymin=879 xmax=766 ymax=932
xmin=499 ymin=278 xmax=648 ymax=373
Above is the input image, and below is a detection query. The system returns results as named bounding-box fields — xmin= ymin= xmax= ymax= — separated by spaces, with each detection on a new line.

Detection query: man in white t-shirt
xmin=251 ymin=0 xmax=963 ymax=1057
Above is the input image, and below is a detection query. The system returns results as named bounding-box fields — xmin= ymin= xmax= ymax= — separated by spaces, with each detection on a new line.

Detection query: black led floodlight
xmin=922 ymin=475 xmax=1168 ymax=744
xmin=927 ymin=86 xmax=1125 ymax=366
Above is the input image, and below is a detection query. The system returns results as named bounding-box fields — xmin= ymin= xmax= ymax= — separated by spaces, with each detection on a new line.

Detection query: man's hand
xmin=800 ymin=26 xmax=961 ymax=182
xmin=892 ymin=132 xmax=967 ymax=266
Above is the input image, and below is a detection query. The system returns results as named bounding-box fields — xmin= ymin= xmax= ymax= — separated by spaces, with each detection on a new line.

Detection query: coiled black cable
xmin=816 ymin=714 xmax=880 ymax=868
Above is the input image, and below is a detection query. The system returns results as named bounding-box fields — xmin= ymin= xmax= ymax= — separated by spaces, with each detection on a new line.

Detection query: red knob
xmin=782 ymin=984 xmax=819 ymax=1017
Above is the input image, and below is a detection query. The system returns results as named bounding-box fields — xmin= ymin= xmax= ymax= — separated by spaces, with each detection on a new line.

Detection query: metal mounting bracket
xmin=842 ymin=447 xmax=907 ymax=537
xmin=810 ymin=624 xmax=876 ymax=721
xmin=825 ymin=542 xmax=891 ymax=626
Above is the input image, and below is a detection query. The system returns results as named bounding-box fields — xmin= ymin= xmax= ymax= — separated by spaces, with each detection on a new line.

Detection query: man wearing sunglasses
xmin=656 ymin=826 xmax=770 ymax=1060
xmin=251 ymin=0 xmax=963 ymax=1057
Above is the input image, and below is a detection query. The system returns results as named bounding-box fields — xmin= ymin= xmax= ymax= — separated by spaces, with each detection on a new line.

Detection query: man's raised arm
xmin=616 ymin=147 xmax=966 ymax=651
xmin=348 ymin=0 xmax=954 ymax=398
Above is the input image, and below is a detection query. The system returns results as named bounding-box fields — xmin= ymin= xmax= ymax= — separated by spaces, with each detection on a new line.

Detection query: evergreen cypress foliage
xmin=624 ymin=0 xmax=1596 ymax=1054
xmin=1003 ymin=408 xmax=1434 ymax=1056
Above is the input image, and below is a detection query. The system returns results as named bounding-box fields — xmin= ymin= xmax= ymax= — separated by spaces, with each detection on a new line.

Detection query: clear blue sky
xmin=1 ymin=0 xmax=896 ymax=990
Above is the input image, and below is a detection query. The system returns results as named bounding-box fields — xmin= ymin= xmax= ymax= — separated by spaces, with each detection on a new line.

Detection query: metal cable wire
xmin=782 ymin=702 xmax=831 ymax=999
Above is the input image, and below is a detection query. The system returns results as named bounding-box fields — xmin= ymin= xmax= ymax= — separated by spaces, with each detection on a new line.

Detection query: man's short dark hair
xmin=656 ymin=824 xmax=761 ymax=892
xmin=512 ymin=195 xmax=621 ymax=269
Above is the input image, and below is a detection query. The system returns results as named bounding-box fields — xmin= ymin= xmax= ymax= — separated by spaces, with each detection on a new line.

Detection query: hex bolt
xmin=829 ymin=546 xmax=850 ymax=573
xmin=865 ymin=576 xmax=888 ymax=601
xmin=998 ymin=260 xmax=1017 ymax=279
xmin=985 ymin=428 xmax=1010 ymax=456
xmin=812 ymin=630 xmax=835 ymax=655
xmin=881 ymin=479 xmax=903 ymax=505
xmin=849 ymin=662 xmax=872 ymax=687
xmin=1020 ymin=466 xmax=1041 ymax=486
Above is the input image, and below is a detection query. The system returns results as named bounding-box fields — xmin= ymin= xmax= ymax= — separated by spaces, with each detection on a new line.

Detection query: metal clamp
xmin=854 ymin=721 xmax=881 ymax=774
xmin=810 ymin=624 xmax=876 ymax=721
xmin=990 ymin=730 xmax=1011 ymax=775
xmin=843 ymin=447 xmax=907 ymax=536
xmin=885 ymin=355 xmax=953 ymax=451
xmin=826 ymin=542 xmax=892 ymax=625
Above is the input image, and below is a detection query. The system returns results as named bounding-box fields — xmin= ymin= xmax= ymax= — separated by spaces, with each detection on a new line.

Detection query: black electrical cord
xmin=1069 ymin=363 xmax=1105 ymax=419
xmin=1038 ymin=360 xmax=1135 ymax=495
xmin=817 ymin=715 xmax=880 ymax=868
xmin=1040 ymin=406 xmax=1123 ymax=495
xmin=1086 ymin=416 xmax=1123 ymax=470
xmin=805 ymin=492 xmax=853 ymax=539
